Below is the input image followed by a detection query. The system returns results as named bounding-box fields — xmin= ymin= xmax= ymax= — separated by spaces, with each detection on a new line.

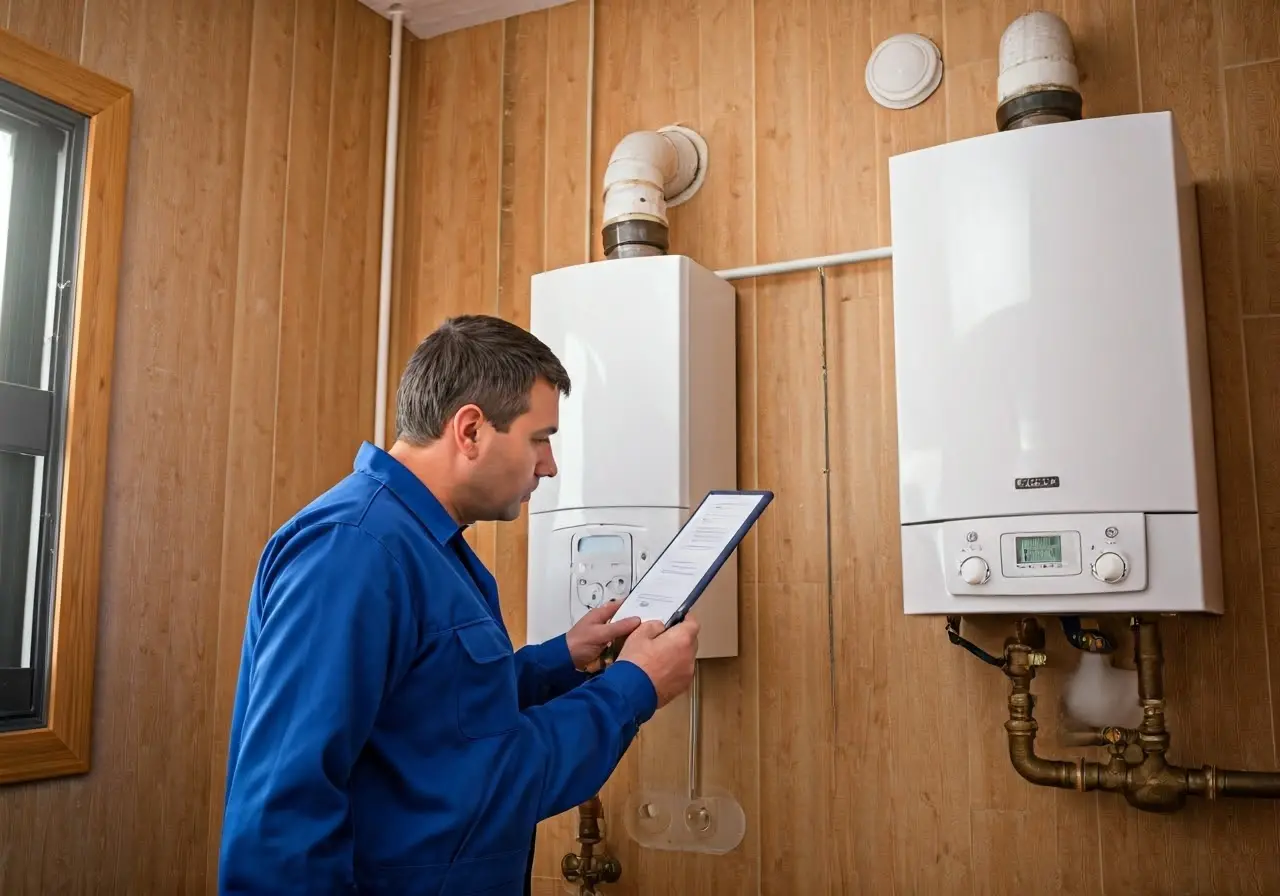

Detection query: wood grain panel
xmin=1227 ymin=59 xmax=1280 ymax=317
xmin=77 ymin=0 xmax=255 ymax=888
xmin=810 ymin=1 xmax=897 ymax=891
xmin=1095 ymin=2 xmax=1280 ymax=893
xmin=752 ymin=3 xmax=836 ymax=892
xmin=1246 ymin=316 xmax=1280 ymax=763
xmin=271 ymin=0 xmax=338 ymax=526
xmin=205 ymin=0 xmax=297 ymax=885
xmin=1218 ymin=0 xmax=1280 ymax=68
xmin=0 ymin=2 xmax=390 ymax=892
xmin=7 ymin=0 xmax=84 ymax=60
xmin=494 ymin=8 xmax=548 ymax=652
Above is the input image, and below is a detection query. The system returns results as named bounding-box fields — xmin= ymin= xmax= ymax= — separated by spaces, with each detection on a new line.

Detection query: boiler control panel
xmin=569 ymin=529 xmax=639 ymax=624
xmin=944 ymin=511 xmax=1148 ymax=596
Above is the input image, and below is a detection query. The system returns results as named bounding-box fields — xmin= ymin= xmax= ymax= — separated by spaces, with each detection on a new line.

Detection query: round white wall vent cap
xmin=865 ymin=33 xmax=943 ymax=110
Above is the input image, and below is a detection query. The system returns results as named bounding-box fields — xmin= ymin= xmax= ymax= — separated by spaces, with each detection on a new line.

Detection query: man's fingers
xmin=583 ymin=600 xmax=624 ymax=623
xmin=632 ymin=620 xmax=666 ymax=640
xmin=674 ymin=615 xmax=700 ymax=643
xmin=600 ymin=616 xmax=642 ymax=640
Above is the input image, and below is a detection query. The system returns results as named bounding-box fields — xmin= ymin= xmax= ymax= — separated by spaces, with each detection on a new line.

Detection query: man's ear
xmin=452 ymin=404 xmax=484 ymax=458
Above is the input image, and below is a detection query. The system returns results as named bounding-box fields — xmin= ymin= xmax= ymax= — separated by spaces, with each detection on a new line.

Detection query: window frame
xmin=0 ymin=27 xmax=131 ymax=784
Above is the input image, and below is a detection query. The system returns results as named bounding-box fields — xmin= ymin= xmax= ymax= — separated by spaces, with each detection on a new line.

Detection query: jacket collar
xmin=353 ymin=441 xmax=461 ymax=545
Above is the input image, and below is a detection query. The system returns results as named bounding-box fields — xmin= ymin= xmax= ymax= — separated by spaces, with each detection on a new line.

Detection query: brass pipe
xmin=563 ymin=645 xmax=624 ymax=893
xmin=998 ymin=615 xmax=1280 ymax=813
xmin=561 ymin=795 xmax=622 ymax=892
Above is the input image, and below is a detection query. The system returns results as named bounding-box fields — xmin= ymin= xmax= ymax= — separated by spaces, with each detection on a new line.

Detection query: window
xmin=0 ymin=79 xmax=88 ymax=731
xmin=0 ymin=29 xmax=130 ymax=784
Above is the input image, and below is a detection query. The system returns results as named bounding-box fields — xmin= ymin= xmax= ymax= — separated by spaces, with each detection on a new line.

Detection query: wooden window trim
xmin=0 ymin=28 xmax=131 ymax=784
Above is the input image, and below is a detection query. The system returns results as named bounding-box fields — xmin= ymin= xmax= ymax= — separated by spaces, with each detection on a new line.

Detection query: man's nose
xmin=538 ymin=448 xmax=558 ymax=479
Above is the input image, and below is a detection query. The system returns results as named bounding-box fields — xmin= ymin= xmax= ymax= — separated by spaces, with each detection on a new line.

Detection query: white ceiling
xmin=358 ymin=0 xmax=575 ymax=40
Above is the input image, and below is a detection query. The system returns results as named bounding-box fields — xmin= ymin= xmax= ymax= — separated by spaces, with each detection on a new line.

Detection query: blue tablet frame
xmin=619 ymin=489 xmax=775 ymax=629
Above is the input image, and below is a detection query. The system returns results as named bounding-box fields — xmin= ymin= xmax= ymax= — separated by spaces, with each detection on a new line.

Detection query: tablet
xmin=612 ymin=490 xmax=774 ymax=628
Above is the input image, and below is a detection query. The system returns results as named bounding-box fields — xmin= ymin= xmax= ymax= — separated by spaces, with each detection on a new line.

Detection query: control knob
xmin=959 ymin=555 xmax=991 ymax=585
xmin=1091 ymin=551 xmax=1128 ymax=584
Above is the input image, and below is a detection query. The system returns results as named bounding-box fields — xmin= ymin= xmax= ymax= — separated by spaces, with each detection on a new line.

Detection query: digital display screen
xmin=577 ymin=534 xmax=626 ymax=555
xmin=1016 ymin=534 xmax=1062 ymax=565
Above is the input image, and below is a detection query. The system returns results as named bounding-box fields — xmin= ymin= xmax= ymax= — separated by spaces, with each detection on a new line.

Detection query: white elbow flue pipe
xmin=995 ymin=11 xmax=1082 ymax=131
xmin=374 ymin=7 xmax=405 ymax=449
xmin=601 ymin=125 xmax=707 ymax=259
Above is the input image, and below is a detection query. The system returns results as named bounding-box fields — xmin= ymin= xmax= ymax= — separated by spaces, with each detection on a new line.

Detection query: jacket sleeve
xmin=219 ymin=523 xmax=416 ymax=895
xmin=512 ymin=635 xmax=591 ymax=708
xmin=515 ymin=659 xmax=658 ymax=821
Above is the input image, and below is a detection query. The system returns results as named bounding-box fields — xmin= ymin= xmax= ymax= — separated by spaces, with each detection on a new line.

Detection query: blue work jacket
xmin=218 ymin=442 xmax=658 ymax=895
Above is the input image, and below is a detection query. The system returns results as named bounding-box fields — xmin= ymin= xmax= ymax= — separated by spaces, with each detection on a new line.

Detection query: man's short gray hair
xmin=395 ymin=314 xmax=571 ymax=444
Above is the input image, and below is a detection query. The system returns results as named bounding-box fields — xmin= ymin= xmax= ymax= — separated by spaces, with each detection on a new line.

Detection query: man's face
xmin=465 ymin=378 xmax=560 ymax=522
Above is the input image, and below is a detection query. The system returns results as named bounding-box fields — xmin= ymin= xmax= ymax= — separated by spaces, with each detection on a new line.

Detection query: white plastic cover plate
xmin=865 ymin=33 xmax=943 ymax=110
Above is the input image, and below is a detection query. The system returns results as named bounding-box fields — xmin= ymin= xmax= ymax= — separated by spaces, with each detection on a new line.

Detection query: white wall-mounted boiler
xmin=526 ymin=255 xmax=740 ymax=658
xmin=889 ymin=111 xmax=1222 ymax=616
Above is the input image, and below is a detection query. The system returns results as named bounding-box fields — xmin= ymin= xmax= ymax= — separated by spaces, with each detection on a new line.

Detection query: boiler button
xmin=1091 ymin=552 xmax=1128 ymax=584
xmin=959 ymin=555 xmax=991 ymax=585
xmin=578 ymin=583 xmax=604 ymax=607
xmin=1104 ymin=526 xmax=1119 ymax=539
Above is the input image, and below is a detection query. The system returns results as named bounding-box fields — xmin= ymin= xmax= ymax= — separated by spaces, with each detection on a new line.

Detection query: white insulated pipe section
xmin=715 ymin=246 xmax=893 ymax=281
xmin=601 ymin=128 xmax=702 ymax=228
xmin=374 ymin=7 xmax=405 ymax=449
xmin=997 ymin=11 xmax=1079 ymax=104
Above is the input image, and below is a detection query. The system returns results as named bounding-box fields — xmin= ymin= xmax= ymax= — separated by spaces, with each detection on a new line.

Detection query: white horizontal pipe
xmin=374 ymin=7 xmax=405 ymax=449
xmin=715 ymin=246 xmax=893 ymax=281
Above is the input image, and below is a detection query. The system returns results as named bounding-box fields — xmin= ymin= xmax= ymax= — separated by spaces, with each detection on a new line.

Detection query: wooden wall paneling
xmin=7 ymin=0 xmax=84 ymax=60
xmin=1055 ymin=0 xmax=1139 ymax=119
xmin=361 ymin=5 xmax=392 ymax=452
xmin=584 ymin=3 xmax=696 ymax=891
xmin=541 ymin=0 xmax=592 ymax=274
xmin=752 ymin=2 xmax=836 ymax=892
xmin=1228 ymin=60 xmax=1280 ymax=317
xmin=492 ymin=9 xmax=567 ymax=883
xmin=1226 ymin=54 xmax=1280 ymax=890
xmin=387 ymin=37 xmax=420 ymax=442
xmin=1231 ymin=56 xmax=1280 ymax=771
xmin=315 ymin=0 xmax=387 ymax=490
xmin=63 ymin=0 xmax=253 ymax=889
xmin=1245 ymin=315 xmax=1280 ymax=767
xmin=204 ymin=0 xmax=297 ymax=887
xmin=270 ymin=0 xmax=339 ymax=527
xmin=866 ymin=1 xmax=976 ymax=892
xmin=494 ymin=8 xmax=548 ymax=653
xmin=1217 ymin=0 xmax=1280 ymax=69
xmin=1120 ymin=1 xmax=1280 ymax=893
xmin=807 ymin=1 xmax=896 ymax=892
xmin=670 ymin=0 xmax=758 ymax=893
xmin=588 ymin=0 xmax=699 ymax=264
xmin=397 ymin=23 xmax=505 ymax=568
xmin=528 ymin=5 xmax=647 ymax=887
xmin=0 ymin=1 xmax=388 ymax=891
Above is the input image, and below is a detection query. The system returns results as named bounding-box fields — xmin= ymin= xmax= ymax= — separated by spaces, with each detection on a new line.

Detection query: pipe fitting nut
xmin=1028 ymin=651 xmax=1048 ymax=667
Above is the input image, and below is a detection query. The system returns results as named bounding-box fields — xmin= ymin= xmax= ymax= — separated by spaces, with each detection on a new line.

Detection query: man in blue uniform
xmin=218 ymin=315 xmax=701 ymax=895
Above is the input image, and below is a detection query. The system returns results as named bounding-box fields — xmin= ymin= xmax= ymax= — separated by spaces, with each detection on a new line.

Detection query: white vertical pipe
xmin=374 ymin=7 xmax=405 ymax=449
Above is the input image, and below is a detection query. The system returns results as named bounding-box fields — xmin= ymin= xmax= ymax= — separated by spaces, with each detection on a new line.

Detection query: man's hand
xmin=616 ymin=616 xmax=700 ymax=708
xmin=565 ymin=601 xmax=643 ymax=669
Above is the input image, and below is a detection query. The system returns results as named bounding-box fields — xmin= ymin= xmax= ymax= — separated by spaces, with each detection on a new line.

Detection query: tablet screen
xmin=612 ymin=491 xmax=772 ymax=626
